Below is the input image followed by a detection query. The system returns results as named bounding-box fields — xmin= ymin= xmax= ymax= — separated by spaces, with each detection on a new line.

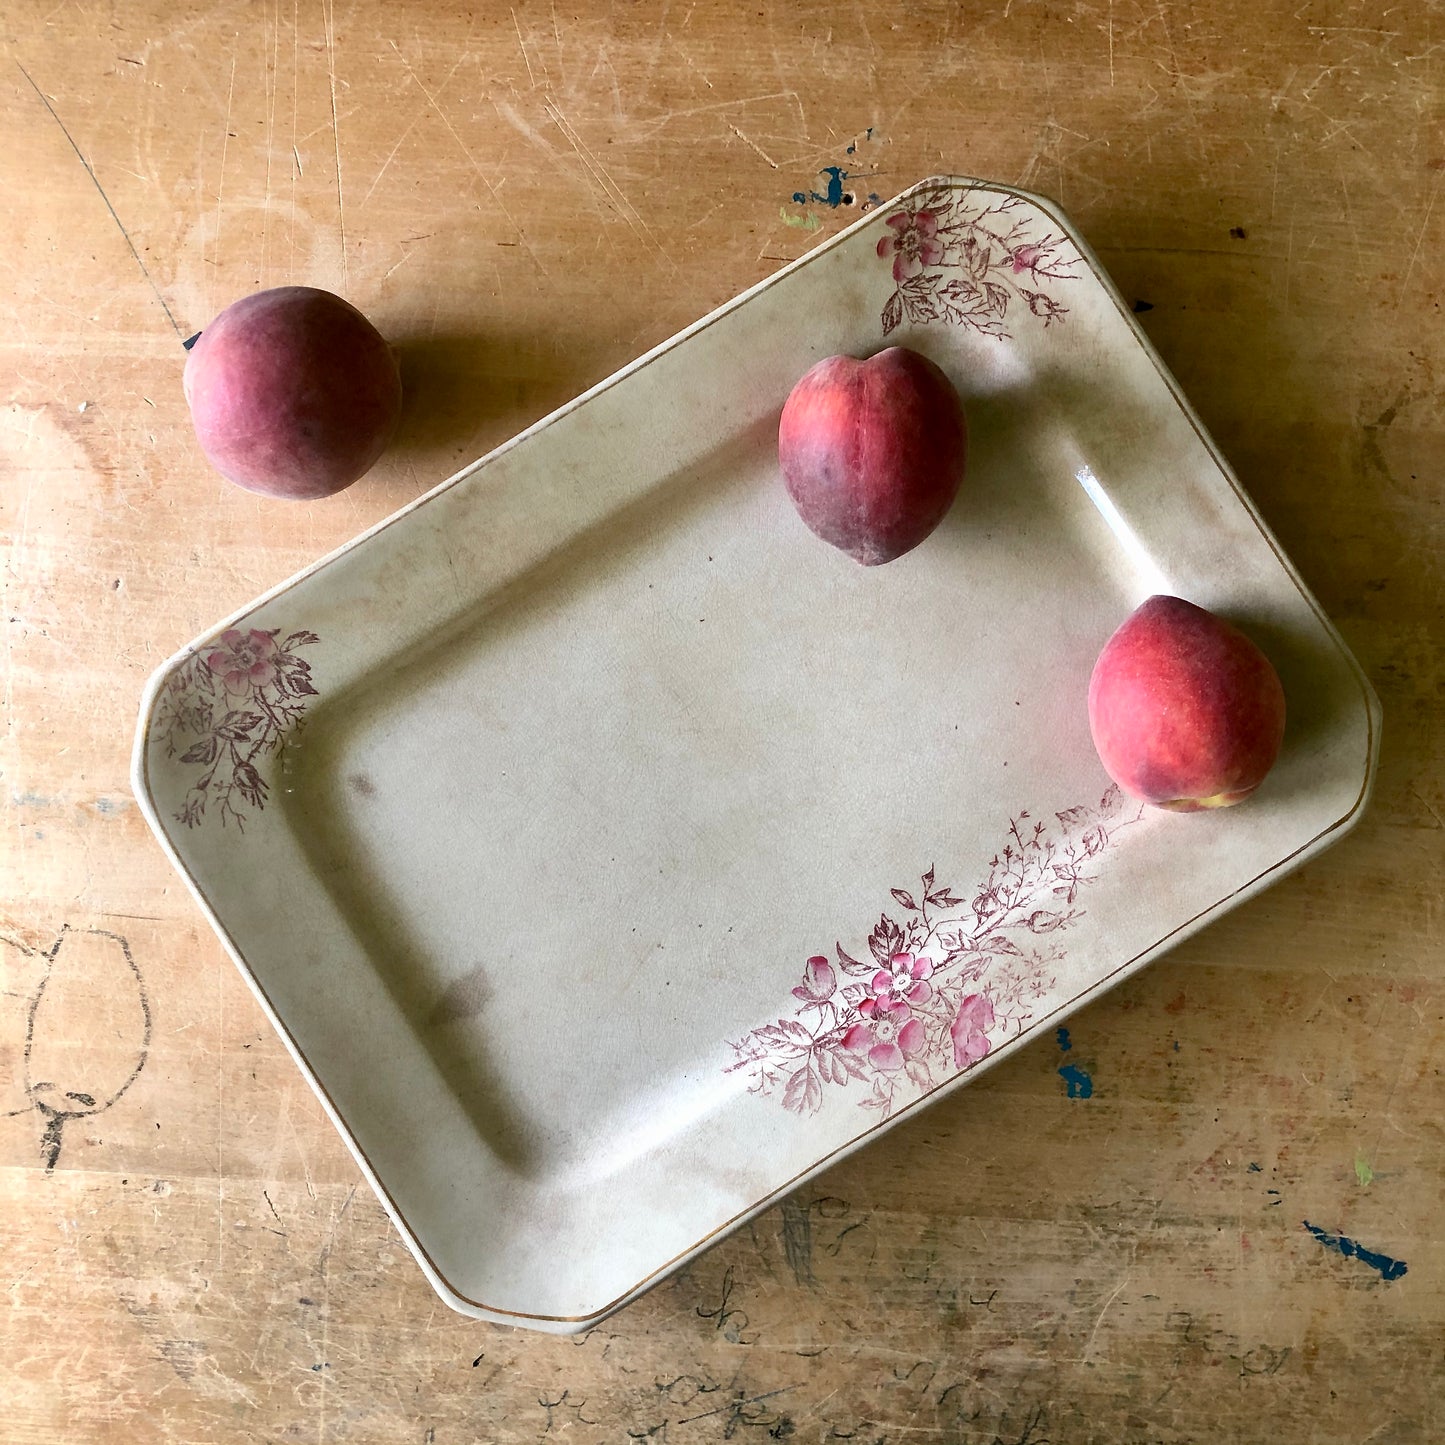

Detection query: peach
xmin=1087 ymin=595 xmax=1286 ymax=812
xmin=777 ymin=346 xmax=967 ymax=565
xmin=183 ymin=286 xmax=402 ymax=500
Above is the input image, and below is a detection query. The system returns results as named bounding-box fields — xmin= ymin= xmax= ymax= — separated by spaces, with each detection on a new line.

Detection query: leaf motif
xmin=754 ymin=1025 xmax=800 ymax=1050
xmin=890 ymin=889 xmax=918 ymax=912
xmin=941 ymin=275 xmax=982 ymax=302
xmin=984 ymin=281 xmax=1010 ymax=315
xmin=835 ymin=1049 xmax=870 ymax=1082
xmin=881 ymin=289 xmax=903 ymax=335
xmin=927 ymin=891 xmax=963 ymax=909
xmin=213 ymin=710 xmax=262 ymax=741
xmin=284 ymin=630 xmax=321 ymax=647
xmin=1056 ymin=805 xmax=1092 ymax=829
xmin=908 ymin=292 xmax=942 ymax=324
xmin=783 ymin=1065 xmax=823 ymax=1115
xmin=922 ymin=864 xmax=935 ymax=889
xmin=836 ymin=942 xmax=872 ymax=976
xmin=869 ymin=915 xmax=905 ymax=964
xmin=982 ymin=936 xmax=1025 ymax=957
xmin=905 ymin=1060 xmax=932 ymax=1090
xmin=1080 ymin=824 xmax=1107 ymax=856
xmin=841 ymin=983 xmax=869 ymax=1006
xmin=180 ymin=737 xmax=219 ymax=766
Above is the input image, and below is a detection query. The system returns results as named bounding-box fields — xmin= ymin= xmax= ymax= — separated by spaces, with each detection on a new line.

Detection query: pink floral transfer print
xmin=949 ymin=993 xmax=996 ymax=1069
xmin=153 ymin=627 xmax=320 ymax=830
xmin=877 ymin=207 xmax=945 ymax=282
xmin=878 ymin=187 xmax=1079 ymax=340
xmin=205 ymin=628 xmax=282 ymax=692
xmin=727 ymin=787 xmax=1142 ymax=1119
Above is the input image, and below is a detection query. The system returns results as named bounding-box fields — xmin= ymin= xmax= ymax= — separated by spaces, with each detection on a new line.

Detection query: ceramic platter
xmin=133 ymin=178 xmax=1379 ymax=1332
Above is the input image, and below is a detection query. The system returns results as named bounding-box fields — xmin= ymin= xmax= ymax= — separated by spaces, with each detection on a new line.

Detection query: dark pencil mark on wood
xmin=4 ymin=925 xmax=153 ymax=1170
xmin=158 ymin=1337 xmax=204 ymax=1381
xmin=779 ymin=1196 xmax=815 ymax=1286
xmin=676 ymin=1382 xmax=799 ymax=1429
xmin=937 ymin=1379 xmax=967 ymax=1408
xmin=656 ymin=1372 xmax=721 ymax=1405
xmin=696 ymin=1265 xmax=754 ymax=1343
xmin=14 ymin=63 xmax=185 ymax=340
xmin=892 ymin=1360 xmax=937 ymax=1394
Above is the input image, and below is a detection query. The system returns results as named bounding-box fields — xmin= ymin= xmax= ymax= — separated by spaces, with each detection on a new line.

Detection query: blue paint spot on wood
xmin=795 ymin=166 xmax=851 ymax=208
xmin=1247 ymin=1161 xmax=1262 ymax=1173
xmin=1056 ymin=1026 xmax=1091 ymax=1095
xmin=1302 ymin=1221 xmax=1407 ymax=1281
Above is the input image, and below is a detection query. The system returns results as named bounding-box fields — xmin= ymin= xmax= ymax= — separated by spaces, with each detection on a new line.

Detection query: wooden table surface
xmin=3 ymin=1 xmax=1442 ymax=1440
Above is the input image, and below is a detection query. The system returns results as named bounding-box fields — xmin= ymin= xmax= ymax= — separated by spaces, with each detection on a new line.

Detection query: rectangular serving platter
xmin=133 ymin=177 xmax=1379 ymax=1331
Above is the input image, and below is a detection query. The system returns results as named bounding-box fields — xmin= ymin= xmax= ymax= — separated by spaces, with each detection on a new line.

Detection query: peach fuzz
xmin=1087 ymin=595 xmax=1287 ymax=812
xmin=777 ymin=347 xmax=967 ymax=566
xmin=183 ymin=286 xmax=402 ymax=500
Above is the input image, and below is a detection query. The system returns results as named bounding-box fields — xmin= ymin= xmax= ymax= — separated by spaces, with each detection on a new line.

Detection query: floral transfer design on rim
xmin=153 ymin=627 xmax=320 ymax=830
xmin=727 ymin=786 xmax=1142 ymax=1118
xmin=878 ymin=186 xmax=1080 ymax=339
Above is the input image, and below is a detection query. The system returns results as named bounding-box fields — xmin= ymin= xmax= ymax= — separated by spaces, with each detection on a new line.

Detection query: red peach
xmin=777 ymin=347 xmax=967 ymax=566
xmin=183 ymin=286 xmax=402 ymax=500
xmin=1087 ymin=595 xmax=1287 ymax=812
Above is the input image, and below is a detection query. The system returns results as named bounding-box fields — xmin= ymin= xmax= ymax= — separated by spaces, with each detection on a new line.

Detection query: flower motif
xmin=205 ymin=629 xmax=280 ymax=692
xmin=870 ymin=952 xmax=935 ymax=1007
xmin=1020 ymin=288 xmax=1067 ymax=325
xmin=791 ymin=955 xmax=837 ymax=1004
xmin=876 ymin=207 xmax=945 ymax=283
xmin=844 ymin=996 xmax=925 ymax=1073
xmin=950 ymin=993 xmax=996 ymax=1070
xmin=1009 ymin=242 xmax=1046 ymax=274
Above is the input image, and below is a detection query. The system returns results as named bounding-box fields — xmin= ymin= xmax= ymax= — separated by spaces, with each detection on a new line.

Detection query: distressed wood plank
xmin=1 ymin=0 xmax=1441 ymax=1440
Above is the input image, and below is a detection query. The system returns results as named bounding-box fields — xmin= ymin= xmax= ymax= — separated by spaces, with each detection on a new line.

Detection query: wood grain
xmin=2 ymin=0 xmax=1442 ymax=1440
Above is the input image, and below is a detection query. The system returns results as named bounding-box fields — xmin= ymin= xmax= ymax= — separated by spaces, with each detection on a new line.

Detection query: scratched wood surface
xmin=3 ymin=0 xmax=1443 ymax=1440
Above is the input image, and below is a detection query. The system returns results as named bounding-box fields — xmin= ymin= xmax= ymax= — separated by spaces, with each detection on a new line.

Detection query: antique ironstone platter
xmin=133 ymin=178 xmax=1379 ymax=1331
